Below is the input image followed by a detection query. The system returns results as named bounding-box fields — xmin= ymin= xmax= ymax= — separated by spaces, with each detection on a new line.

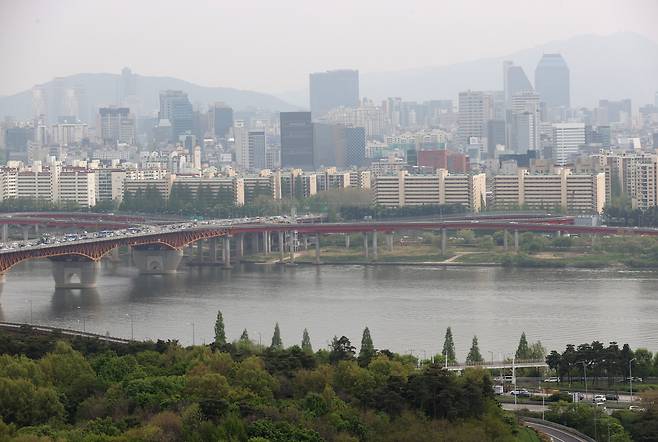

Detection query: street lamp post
xmin=190 ymin=322 xmax=196 ymax=346
xmin=629 ymin=358 xmax=637 ymax=403
xmin=126 ymin=314 xmax=134 ymax=340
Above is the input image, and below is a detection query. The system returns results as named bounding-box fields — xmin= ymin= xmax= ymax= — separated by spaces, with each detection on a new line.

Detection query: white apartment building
xmin=57 ymin=170 xmax=96 ymax=208
xmin=553 ymin=123 xmax=585 ymax=166
xmin=374 ymin=170 xmax=486 ymax=211
xmin=492 ymin=168 xmax=605 ymax=213
xmin=96 ymin=169 xmax=127 ymax=203
xmin=172 ymin=175 xmax=245 ymax=206
xmin=16 ymin=170 xmax=55 ymax=202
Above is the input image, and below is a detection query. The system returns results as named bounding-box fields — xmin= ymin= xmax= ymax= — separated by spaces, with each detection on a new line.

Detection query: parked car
xmin=593 ymin=394 xmax=606 ymax=403
xmin=629 ymin=405 xmax=646 ymax=412
xmin=510 ymin=389 xmax=531 ymax=397
xmin=605 ymin=393 xmax=620 ymax=401
xmin=543 ymin=377 xmax=560 ymax=383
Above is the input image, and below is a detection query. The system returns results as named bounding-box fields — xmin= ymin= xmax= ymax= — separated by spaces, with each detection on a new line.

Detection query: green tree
xmin=239 ymin=329 xmax=250 ymax=343
xmin=329 ymin=336 xmax=356 ymax=364
xmin=270 ymin=323 xmax=283 ymax=350
xmin=442 ymin=327 xmax=456 ymax=363
xmin=301 ymin=328 xmax=312 ymax=353
xmin=214 ymin=310 xmax=226 ymax=346
xmin=357 ymin=327 xmax=376 ymax=367
xmin=466 ymin=336 xmax=484 ymax=364
xmin=516 ymin=332 xmax=530 ymax=360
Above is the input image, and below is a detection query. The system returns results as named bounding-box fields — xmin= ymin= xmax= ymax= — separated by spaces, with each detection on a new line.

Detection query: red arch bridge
xmin=0 ymin=214 xmax=654 ymax=289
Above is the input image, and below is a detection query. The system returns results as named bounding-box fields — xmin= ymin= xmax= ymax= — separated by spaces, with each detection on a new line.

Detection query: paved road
xmin=525 ymin=421 xmax=591 ymax=442
xmin=501 ymin=403 xmax=548 ymax=412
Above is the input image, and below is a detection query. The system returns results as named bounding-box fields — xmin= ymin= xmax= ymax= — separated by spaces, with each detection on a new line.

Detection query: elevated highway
xmin=0 ymin=211 xmax=656 ymax=288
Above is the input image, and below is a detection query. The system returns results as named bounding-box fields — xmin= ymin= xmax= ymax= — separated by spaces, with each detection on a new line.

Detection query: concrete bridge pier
xmin=2 ymin=224 xmax=8 ymax=242
xmin=132 ymin=246 xmax=184 ymax=274
xmin=264 ymin=231 xmax=271 ymax=255
xmin=278 ymin=231 xmax=285 ymax=263
xmin=503 ymin=230 xmax=509 ymax=250
xmin=22 ymin=226 xmax=30 ymax=241
xmin=196 ymin=240 xmax=203 ymax=263
xmin=235 ymin=234 xmax=244 ymax=260
xmin=209 ymin=238 xmax=218 ymax=263
xmin=50 ymin=258 xmax=100 ymax=289
xmin=372 ymin=231 xmax=378 ymax=261
xmin=222 ymin=236 xmax=232 ymax=269
xmin=314 ymin=234 xmax=321 ymax=265
xmin=345 ymin=234 xmax=350 ymax=249
xmin=514 ymin=229 xmax=519 ymax=251
xmin=441 ymin=228 xmax=447 ymax=255
xmin=387 ymin=233 xmax=394 ymax=251
xmin=363 ymin=232 xmax=369 ymax=258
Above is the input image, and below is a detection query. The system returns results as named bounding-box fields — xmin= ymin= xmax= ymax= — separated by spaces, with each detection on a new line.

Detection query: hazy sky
xmin=1 ymin=0 xmax=657 ymax=96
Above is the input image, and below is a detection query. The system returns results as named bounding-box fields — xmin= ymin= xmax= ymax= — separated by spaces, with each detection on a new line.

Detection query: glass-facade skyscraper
xmin=309 ymin=70 xmax=359 ymax=118
xmin=535 ymin=54 xmax=570 ymax=108
xmin=280 ymin=112 xmax=314 ymax=169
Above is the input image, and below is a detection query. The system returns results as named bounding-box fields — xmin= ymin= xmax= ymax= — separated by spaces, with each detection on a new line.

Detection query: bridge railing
xmin=445 ymin=358 xmax=547 ymax=368
xmin=0 ymin=321 xmax=131 ymax=344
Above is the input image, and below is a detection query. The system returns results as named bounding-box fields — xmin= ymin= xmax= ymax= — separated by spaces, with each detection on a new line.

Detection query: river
xmin=1 ymin=260 xmax=657 ymax=359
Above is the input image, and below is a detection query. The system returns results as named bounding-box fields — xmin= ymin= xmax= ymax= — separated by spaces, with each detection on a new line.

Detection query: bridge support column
xmin=363 ymin=232 xmax=369 ymax=258
xmin=514 ymin=229 xmax=519 ymax=251
xmin=263 ymin=231 xmax=271 ymax=255
xmin=223 ymin=236 xmax=232 ymax=269
xmin=278 ymin=231 xmax=285 ymax=263
xmin=314 ymin=234 xmax=321 ymax=265
xmin=132 ymin=247 xmax=184 ymax=274
xmin=345 ymin=234 xmax=350 ymax=249
xmin=372 ymin=231 xmax=378 ymax=261
xmin=503 ymin=230 xmax=509 ymax=250
xmin=22 ymin=226 xmax=29 ymax=241
xmin=2 ymin=224 xmax=8 ymax=242
xmin=209 ymin=238 xmax=218 ymax=263
xmin=236 ymin=234 xmax=244 ymax=259
xmin=303 ymin=236 xmax=308 ymax=250
xmin=51 ymin=259 xmax=100 ymax=289
xmin=591 ymin=234 xmax=596 ymax=247
xmin=387 ymin=233 xmax=394 ymax=251
xmin=441 ymin=228 xmax=447 ymax=255
xmin=196 ymin=240 xmax=203 ymax=262
xmin=556 ymin=230 xmax=561 ymax=237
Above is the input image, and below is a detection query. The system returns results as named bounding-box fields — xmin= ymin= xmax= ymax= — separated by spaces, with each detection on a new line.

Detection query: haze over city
xmin=1 ymin=1 xmax=658 ymax=441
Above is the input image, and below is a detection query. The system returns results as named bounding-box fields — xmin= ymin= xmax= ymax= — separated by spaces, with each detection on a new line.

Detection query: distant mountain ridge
xmin=278 ymin=32 xmax=658 ymax=109
xmin=0 ymin=72 xmax=298 ymax=120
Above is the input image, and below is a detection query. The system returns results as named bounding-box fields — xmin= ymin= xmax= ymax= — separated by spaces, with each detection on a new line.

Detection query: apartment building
xmin=123 ymin=174 xmax=176 ymax=200
xmin=373 ymin=170 xmax=486 ymax=211
xmin=58 ymin=170 xmax=96 ymax=208
xmin=16 ymin=170 xmax=55 ymax=202
xmin=172 ymin=175 xmax=245 ymax=206
xmin=492 ymin=168 xmax=605 ymax=213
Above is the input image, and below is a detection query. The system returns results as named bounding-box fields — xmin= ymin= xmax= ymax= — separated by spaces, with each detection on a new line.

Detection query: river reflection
xmin=1 ymin=261 xmax=657 ymax=358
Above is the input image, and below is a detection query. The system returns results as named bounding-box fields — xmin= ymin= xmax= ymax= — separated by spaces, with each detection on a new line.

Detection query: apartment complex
xmin=492 ymin=168 xmax=605 ymax=213
xmin=373 ymin=170 xmax=486 ymax=211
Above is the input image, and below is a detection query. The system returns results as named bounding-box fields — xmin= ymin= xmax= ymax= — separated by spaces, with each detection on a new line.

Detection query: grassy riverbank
xmin=239 ymin=232 xmax=658 ymax=270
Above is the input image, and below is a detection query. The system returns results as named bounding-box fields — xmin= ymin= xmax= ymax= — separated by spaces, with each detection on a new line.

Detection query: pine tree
xmin=214 ymin=310 xmax=226 ymax=346
xmin=239 ymin=329 xmax=249 ymax=342
xmin=442 ymin=327 xmax=456 ymax=363
xmin=301 ymin=328 xmax=312 ymax=353
xmin=515 ymin=332 xmax=530 ymax=360
xmin=466 ymin=336 xmax=484 ymax=364
xmin=270 ymin=322 xmax=283 ymax=350
xmin=358 ymin=327 xmax=376 ymax=367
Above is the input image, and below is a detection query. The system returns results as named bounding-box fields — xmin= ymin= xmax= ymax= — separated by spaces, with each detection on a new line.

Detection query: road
xmin=501 ymin=403 xmax=548 ymax=413
xmin=525 ymin=421 xmax=592 ymax=442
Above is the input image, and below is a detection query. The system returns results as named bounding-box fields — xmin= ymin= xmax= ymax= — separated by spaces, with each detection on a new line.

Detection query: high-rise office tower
xmin=503 ymin=61 xmax=533 ymax=108
xmin=210 ymin=102 xmax=234 ymax=139
xmin=120 ymin=67 xmax=137 ymax=100
xmin=233 ymin=121 xmax=249 ymax=168
xmin=345 ymin=127 xmax=366 ymax=167
xmin=98 ymin=107 xmax=135 ymax=145
xmin=535 ymin=54 xmax=570 ymax=108
xmin=313 ymin=123 xmax=346 ymax=168
xmin=486 ymin=120 xmax=506 ymax=158
xmin=281 ymin=112 xmax=314 ymax=169
xmin=553 ymin=122 xmax=585 ymax=165
xmin=509 ymin=91 xmax=541 ymax=153
xmin=248 ymin=130 xmax=267 ymax=170
xmin=457 ymin=91 xmax=493 ymax=146
xmin=158 ymin=90 xmax=193 ymax=142
xmin=309 ymin=70 xmax=359 ymax=118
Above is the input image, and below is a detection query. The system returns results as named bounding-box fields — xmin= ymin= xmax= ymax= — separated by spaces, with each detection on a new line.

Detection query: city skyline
xmin=0 ymin=0 xmax=657 ymax=97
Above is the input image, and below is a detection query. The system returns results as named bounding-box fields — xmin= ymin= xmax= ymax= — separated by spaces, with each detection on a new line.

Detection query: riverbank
xmin=239 ymin=244 xmax=658 ymax=270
